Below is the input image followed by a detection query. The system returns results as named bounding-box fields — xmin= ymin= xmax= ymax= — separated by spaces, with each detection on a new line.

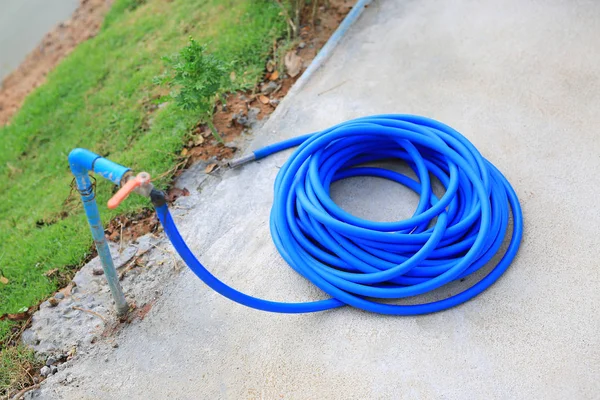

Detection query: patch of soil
xmin=105 ymin=209 xmax=159 ymax=244
xmin=0 ymin=0 xmax=114 ymax=126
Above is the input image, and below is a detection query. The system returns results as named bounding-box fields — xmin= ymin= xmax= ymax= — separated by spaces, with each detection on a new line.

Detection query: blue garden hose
xmin=154 ymin=114 xmax=523 ymax=315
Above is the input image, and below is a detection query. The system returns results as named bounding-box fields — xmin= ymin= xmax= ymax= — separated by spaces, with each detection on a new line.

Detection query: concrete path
xmin=36 ymin=0 xmax=600 ymax=398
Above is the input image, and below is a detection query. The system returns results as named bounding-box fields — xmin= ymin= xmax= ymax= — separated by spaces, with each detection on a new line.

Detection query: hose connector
xmin=107 ymin=172 xmax=153 ymax=209
xmin=227 ymin=153 xmax=256 ymax=168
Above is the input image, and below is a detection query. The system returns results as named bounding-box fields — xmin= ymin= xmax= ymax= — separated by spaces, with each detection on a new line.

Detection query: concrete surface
xmin=33 ymin=0 xmax=600 ymax=398
xmin=0 ymin=0 xmax=79 ymax=80
xmin=22 ymin=234 xmax=182 ymax=355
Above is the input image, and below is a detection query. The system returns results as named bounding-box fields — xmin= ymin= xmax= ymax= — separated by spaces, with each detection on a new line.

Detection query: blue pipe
xmin=289 ymin=0 xmax=372 ymax=95
xmin=155 ymin=115 xmax=523 ymax=315
xmin=68 ymin=148 xmax=130 ymax=185
xmin=68 ymin=148 xmax=130 ymax=316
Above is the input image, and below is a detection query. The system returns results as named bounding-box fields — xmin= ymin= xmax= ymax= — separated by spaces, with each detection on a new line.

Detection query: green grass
xmin=0 ymin=0 xmax=285 ymax=344
xmin=0 ymin=345 xmax=42 ymax=395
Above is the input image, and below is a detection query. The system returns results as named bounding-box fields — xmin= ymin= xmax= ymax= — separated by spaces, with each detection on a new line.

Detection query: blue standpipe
xmin=68 ymin=148 xmax=130 ymax=316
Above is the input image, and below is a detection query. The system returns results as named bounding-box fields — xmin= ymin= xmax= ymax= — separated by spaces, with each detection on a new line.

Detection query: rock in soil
xmin=232 ymin=113 xmax=249 ymax=127
xmin=261 ymin=81 xmax=278 ymax=95
xmin=40 ymin=366 xmax=51 ymax=377
xmin=55 ymin=292 xmax=65 ymax=299
xmin=50 ymin=365 xmax=58 ymax=375
xmin=46 ymin=356 xmax=57 ymax=366
xmin=92 ymin=267 xmax=104 ymax=276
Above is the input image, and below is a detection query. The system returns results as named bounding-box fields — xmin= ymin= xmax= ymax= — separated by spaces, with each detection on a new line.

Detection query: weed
xmin=156 ymin=38 xmax=230 ymax=142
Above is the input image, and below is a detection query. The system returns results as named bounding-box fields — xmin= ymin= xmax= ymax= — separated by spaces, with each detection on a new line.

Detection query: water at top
xmin=0 ymin=0 xmax=79 ymax=81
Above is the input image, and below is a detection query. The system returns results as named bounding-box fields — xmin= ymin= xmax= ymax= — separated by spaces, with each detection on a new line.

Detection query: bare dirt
xmin=0 ymin=0 xmax=114 ymax=126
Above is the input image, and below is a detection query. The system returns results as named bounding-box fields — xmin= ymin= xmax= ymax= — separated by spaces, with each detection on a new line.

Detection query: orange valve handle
xmin=107 ymin=172 xmax=151 ymax=209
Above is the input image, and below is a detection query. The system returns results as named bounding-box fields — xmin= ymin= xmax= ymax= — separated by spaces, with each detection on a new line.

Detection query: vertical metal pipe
xmin=69 ymin=149 xmax=130 ymax=316
xmin=72 ymin=173 xmax=129 ymax=316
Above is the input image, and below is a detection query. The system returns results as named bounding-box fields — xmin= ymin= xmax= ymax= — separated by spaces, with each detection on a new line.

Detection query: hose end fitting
xmin=227 ymin=153 xmax=256 ymax=168
xmin=150 ymin=188 xmax=167 ymax=208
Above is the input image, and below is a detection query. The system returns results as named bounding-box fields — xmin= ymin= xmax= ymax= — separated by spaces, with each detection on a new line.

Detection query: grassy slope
xmin=0 ymin=0 xmax=285 ymax=342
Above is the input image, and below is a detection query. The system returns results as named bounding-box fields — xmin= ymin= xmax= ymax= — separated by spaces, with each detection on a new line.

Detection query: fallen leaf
xmin=60 ymin=282 xmax=74 ymax=297
xmin=44 ymin=268 xmax=59 ymax=278
xmin=269 ymin=70 xmax=279 ymax=81
xmin=230 ymin=71 xmax=236 ymax=82
xmin=258 ymin=94 xmax=270 ymax=105
xmin=180 ymin=148 xmax=189 ymax=157
xmin=284 ymin=51 xmax=303 ymax=77
xmin=0 ymin=311 xmax=28 ymax=321
xmin=205 ymin=163 xmax=218 ymax=174
xmin=193 ymin=135 xmax=205 ymax=146
xmin=0 ymin=276 xmax=8 ymax=284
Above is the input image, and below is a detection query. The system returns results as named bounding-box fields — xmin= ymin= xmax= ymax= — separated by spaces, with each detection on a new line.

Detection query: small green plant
xmin=157 ymin=38 xmax=230 ymax=142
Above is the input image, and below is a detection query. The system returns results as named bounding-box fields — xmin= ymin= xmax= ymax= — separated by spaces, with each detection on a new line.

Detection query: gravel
xmin=22 ymin=234 xmax=179 ymax=354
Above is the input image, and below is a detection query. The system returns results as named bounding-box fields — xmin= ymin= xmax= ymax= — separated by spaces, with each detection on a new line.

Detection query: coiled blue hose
xmin=155 ymin=114 xmax=523 ymax=315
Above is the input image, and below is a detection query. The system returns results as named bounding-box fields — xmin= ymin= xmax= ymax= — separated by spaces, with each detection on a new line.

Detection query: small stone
xmin=112 ymin=342 xmax=119 ymax=348
xmin=248 ymin=107 xmax=260 ymax=121
xmin=232 ymin=113 xmax=249 ymax=127
xmin=48 ymin=298 xmax=59 ymax=307
xmin=40 ymin=366 xmax=51 ymax=377
xmin=298 ymin=41 xmax=306 ymax=49
xmin=66 ymin=375 xmax=74 ymax=384
xmin=46 ymin=356 xmax=56 ymax=366
xmin=92 ymin=267 xmax=104 ymax=276
xmin=21 ymin=330 xmax=39 ymax=346
xmin=50 ymin=365 xmax=58 ymax=375
xmin=54 ymin=292 xmax=65 ymax=299
xmin=269 ymin=99 xmax=280 ymax=106
xmin=261 ymin=81 xmax=278 ymax=95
